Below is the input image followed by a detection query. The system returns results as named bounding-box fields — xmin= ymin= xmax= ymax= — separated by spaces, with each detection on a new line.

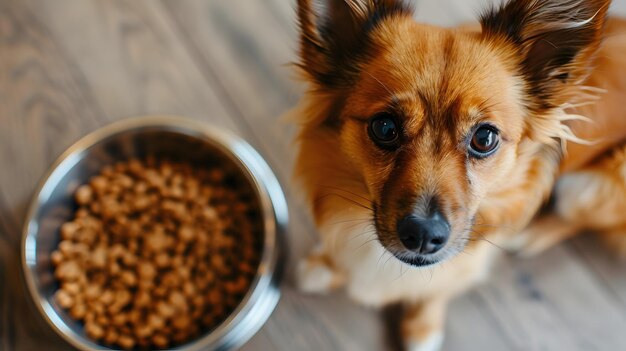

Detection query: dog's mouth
xmin=377 ymin=229 xmax=470 ymax=268
xmin=391 ymin=253 xmax=439 ymax=267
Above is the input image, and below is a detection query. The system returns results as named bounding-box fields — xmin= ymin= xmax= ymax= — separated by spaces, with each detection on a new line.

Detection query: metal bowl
xmin=21 ymin=116 xmax=287 ymax=351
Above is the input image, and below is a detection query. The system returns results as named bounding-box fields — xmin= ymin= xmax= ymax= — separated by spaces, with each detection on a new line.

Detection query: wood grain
xmin=1 ymin=0 xmax=626 ymax=350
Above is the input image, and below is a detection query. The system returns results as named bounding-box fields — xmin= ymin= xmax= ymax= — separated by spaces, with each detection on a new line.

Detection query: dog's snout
xmin=397 ymin=212 xmax=450 ymax=254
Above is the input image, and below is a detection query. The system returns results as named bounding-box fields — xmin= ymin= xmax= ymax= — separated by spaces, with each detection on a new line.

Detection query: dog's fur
xmin=290 ymin=0 xmax=626 ymax=350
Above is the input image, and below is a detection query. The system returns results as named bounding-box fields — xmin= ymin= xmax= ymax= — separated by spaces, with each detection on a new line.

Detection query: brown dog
xmin=290 ymin=0 xmax=626 ymax=350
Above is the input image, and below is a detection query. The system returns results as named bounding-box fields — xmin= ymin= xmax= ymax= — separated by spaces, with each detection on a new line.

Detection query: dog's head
xmin=295 ymin=0 xmax=609 ymax=266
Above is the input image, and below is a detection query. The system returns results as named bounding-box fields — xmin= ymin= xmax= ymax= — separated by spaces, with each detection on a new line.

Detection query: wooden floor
xmin=1 ymin=0 xmax=626 ymax=350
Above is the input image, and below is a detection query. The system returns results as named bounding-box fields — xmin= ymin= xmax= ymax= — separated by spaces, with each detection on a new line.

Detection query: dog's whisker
xmin=321 ymin=185 xmax=372 ymax=204
xmin=314 ymin=192 xmax=374 ymax=212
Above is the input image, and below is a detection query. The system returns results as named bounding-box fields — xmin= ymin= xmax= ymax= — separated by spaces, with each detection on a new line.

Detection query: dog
xmin=289 ymin=0 xmax=626 ymax=350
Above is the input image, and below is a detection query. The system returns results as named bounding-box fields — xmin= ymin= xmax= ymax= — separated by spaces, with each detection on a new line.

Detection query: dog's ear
xmin=480 ymin=0 xmax=610 ymax=109
xmin=296 ymin=0 xmax=411 ymax=89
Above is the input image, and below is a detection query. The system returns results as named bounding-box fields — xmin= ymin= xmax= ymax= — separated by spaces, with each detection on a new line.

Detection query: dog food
xmin=51 ymin=158 xmax=261 ymax=350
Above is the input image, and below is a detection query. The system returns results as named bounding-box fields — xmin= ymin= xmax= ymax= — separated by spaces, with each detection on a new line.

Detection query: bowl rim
xmin=21 ymin=115 xmax=288 ymax=351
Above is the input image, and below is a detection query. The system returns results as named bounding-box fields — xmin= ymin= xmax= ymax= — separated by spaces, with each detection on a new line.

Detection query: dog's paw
xmin=405 ymin=331 xmax=444 ymax=351
xmin=295 ymin=255 xmax=343 ymax=294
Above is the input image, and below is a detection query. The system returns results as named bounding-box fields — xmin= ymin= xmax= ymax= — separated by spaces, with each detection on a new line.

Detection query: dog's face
xmin=339 ymin=26 xmax=525 ymax=265
xmin=296 ymin=0 xmax=608 ymax=266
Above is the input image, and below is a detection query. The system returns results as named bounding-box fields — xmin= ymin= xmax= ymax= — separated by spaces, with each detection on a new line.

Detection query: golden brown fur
xmin=291 ymin=1 xmax=626 ymax=350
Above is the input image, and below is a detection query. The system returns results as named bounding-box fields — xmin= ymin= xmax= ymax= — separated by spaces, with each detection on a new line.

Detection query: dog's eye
xmin=369 ymin=113 xmax=400 ymax=148
xmin=469 ymin=124 xmax=499 ymax=158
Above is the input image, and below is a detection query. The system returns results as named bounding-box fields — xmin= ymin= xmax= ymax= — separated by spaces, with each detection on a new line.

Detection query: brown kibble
xmin=137 ymin=279 xmax=154 ymax=291
xmin=154 ymin=252 xmax=170 ymax=268
xmin=128 ymin=309 xmax=143 ymax=325
xmin=122 ymin=251 xmax=137 ymax=266
xmin=50 ymin=250 xmax=64 ymax=266
xmin=84 ymin=285 xmax=101 ymax=301
xmin=172 ymin=315 xmax=192 ymax=331
xmin=178 ymin=225 xmax=195 ymax=242
xmin=111 ymin=290 xmax=132 ymax=310
xmin=135 ymin=324 xmax=153 ymax=339
xmin=108 ymin=244 xmax=125 ymax=259
xmin=201 ymin=207 xmax=218 ymax=221
xmin=75 ymin=208 xmax=89 ymax=218
xmin=92 ymin=301 xmax=105 ymax=316
xmin=116 ymin=174 xmax=133 ymax=188
xmin=55 ymin=260 xmax=81 ymax=280
xmin=53 ymin=159 xmax=261 ymax=348
xmin=120 ymin=271 xmax=137 ymax=287
xmin=152 ymin=334 xmax=169 ymax=349
xmin=132 ymin=193 xmax=151 ymax=209
xmin=108 ymin=262 xmax=121 ymax=276
xmin=128 ymin=159 xmax=143 ymax=174
xmin=156 ymin=301 xmax=175 ymax=319
xmin=85 ymin=321 xmax=105 ymax=340
xmin=183 ymin=281 xmax=196 ymax=297
xmin=58 ymin=240 xmax=74 ymax=256
xmin=70 ymin=303 xmax=87 ymax=319
xmin=169 ymin=291 xmax=187 ymax=311
xmin=62 ymin=282 xmax=81 ymax=295
xmin=60 ymin=222 xmax=80 ymax=240
xmin=145 ymin=228 xmax=168 ymax=253
xmin=153 ymin=286 xmax=168 ymax=298
xmin=224 ymin=276 xmax=249 ymax=295
xmin=191 ymin=295 xmax=205 ymax=309
xmin=100 ymin=290 xmax=114 ymax=306
xmin=84 ymin=311 xmax=95 ymax=324
xmin=90 ymin=175 xmax=108 ymax=193
xmin=90 ymin=246 xmax=107 ymax=268
xmin=96 ymin=314 xmax=108 ymax=326
xmin=137 ymin=261 xmax=157 ymax=281
xmin=75 ymin=185 xmax=93 ymax=205
xmin=104 ymin=328 xmax=119 ymax=345
xmin=134 ymin=290 xmax=150 ymax=308
xmin=55 ymin=290 xmax=74 ymax=309
xmin=168 ymin=185 xmax=184 ymax=199
xmin=135 ymin=181 xmax=148 ymax=194
xmin=112 ymin=313 xmax=128 ymax=327
xmin=147 ymin=314 xmax=165 ymax=330
xmin=207 ymin=289 xmax=221 ymax=305
xmin=117 ymin=335 xmax=135 ymax=350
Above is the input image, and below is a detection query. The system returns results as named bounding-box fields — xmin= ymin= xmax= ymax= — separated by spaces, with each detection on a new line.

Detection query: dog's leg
xmin=516 ymin=142 xmax=626 ymax=257
xmin=296 ymin=245 xmax=345 ymax=294
xmin=517 ymin=214 xmax=581 ymax=256
xmin=402 ymin=298 xmax=447 ymax=351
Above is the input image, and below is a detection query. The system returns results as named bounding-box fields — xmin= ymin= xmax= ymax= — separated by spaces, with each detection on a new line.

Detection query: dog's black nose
xmin=397 ymin=212 xmax=450 ymax=254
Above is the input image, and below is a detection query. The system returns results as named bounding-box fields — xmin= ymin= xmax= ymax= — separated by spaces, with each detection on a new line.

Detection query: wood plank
xmin=0 ymin=0 xmax=104 ymax=246
xmin=444 ymin=291 xmax=514 ymax=351
xmin=475 ymin=246 xmax=626 ymax=350
xmin=570 ymin=235 xmax=626 ymax=308
xmin=0 ymin=235 xmax=12 ymax=351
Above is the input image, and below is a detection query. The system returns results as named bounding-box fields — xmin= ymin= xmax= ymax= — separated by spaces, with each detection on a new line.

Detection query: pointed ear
xmin=296 ymin=0 xmax=411 ymax=89
xmin=480 ymin=0 xmax=610 ymax=109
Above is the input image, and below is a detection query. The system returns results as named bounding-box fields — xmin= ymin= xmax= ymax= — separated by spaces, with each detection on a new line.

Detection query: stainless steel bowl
xmin=21 ymin=116 xmax=287 ymax=351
